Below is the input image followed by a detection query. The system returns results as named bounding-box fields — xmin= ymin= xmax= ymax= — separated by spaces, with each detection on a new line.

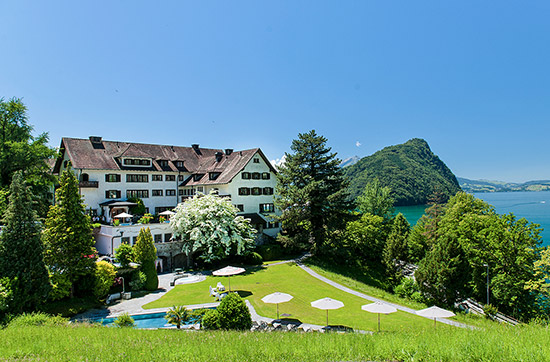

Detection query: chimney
xmin=215 ymin=151 xmax=223 ymax=162
xmin=191 ymin=144 xmax=201 ymax=155
xmin=225 ymin=149 xmax=233 ymax=156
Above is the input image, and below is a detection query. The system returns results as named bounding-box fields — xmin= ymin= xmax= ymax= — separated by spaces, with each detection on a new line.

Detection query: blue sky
xmin=1 ymin=1 xmax=549 ymax=182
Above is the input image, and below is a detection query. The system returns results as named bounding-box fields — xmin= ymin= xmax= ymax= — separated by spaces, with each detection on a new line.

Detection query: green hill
xmin=343 ymin=138 xmax=461 ymax=206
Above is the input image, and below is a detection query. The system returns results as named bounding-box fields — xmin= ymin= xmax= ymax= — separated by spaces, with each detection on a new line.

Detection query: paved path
xmin=293 ymin=261 xmax=473 ymax=329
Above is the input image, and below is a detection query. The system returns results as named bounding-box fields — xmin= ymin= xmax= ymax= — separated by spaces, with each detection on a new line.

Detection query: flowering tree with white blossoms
xmin=170 ymin=192 xmax=256 ymax=265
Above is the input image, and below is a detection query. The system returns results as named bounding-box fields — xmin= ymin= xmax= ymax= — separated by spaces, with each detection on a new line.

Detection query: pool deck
xmin=75 ymin=272 xmax=217 ymax=321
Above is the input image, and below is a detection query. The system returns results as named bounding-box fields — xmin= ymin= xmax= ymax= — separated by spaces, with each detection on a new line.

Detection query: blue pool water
xmin=100 ymin=312 xmax=174 ymax=329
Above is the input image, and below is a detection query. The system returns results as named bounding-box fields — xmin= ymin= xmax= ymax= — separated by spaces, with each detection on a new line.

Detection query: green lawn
xmin=144 ymin=263 xmax=438 ymax=332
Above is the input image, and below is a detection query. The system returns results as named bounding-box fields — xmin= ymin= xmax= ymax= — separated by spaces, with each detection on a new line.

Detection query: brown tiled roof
xmin=53 ymin=137 xmax=276 ymax=186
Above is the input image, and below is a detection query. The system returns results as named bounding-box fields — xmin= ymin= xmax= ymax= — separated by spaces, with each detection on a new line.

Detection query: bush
xmin=257 ymin=244 xmax=284 ymax=261
xmin=94 ymin=261 xmax=116 ymax=300
xmin=129 ymin=271 xmax=146 ymax=291
xmin=138 ymin=213 xmax=154 ymax=224
xmin=142 ymin=261 xmax=159 ymax=291
xmin=8 ymin=312 xmax=68 ymax=327
xmin=113 ymin=313 xmax=135 ymax=328
xmin=216 ymin=293 xmax=252 ymax=330
xmin=483 ymin=304 xmax=499 ymax=320
xmin=245 ymin=252 xmax=263 ymax=265
xmin=48 ymin=270 xmax=72 ymax=301
xmin=393 ymin=277 xmax=417 ymax=299
xmin=202 ymin=309 xmax=220 ymax=330
xmin=114 ymin=244 xmax=135 ymax=268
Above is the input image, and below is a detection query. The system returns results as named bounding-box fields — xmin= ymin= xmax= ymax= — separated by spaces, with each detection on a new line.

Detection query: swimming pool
xmin=99 ymin=312 xmax=195 ymax=329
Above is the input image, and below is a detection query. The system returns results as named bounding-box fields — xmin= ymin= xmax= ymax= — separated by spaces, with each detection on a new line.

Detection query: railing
xmin=79 ymin=181 xmax=99 ymax=188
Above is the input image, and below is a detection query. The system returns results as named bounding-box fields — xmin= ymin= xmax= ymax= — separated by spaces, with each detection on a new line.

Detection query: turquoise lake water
xmin=396 ymin=191 xmax=550 ymax=247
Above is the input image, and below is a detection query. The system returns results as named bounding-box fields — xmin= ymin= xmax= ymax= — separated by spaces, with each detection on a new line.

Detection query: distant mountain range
xmin=342 ymin=138 xmax=461 ymax=206
xmin=339 ymin=156 xmax=360 ymax=168
xmin=458 ymin=178 xmax=550 ymax=193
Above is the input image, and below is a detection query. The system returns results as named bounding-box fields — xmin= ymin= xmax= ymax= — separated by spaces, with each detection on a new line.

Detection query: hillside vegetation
xmin=458 ymin=177 xmax=550 ymax=193
xmin=343 ymin=138 xmax=461 ymax=205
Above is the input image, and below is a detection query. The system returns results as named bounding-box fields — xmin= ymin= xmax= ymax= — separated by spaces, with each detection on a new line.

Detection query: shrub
xmin=94 ymin=261 xmax=116 ymax=300
xmin=48 ymin=270 xmax=71 ymax=301
xmin=257 ymin=244 xmax=284 ymax=261
xmin=483 ymin=304 xmax=499 ymax=320
xmin=245 ymin=252 xmax=263 ymax=265
xmin=202 ymin=309 xmax=220 ymax=330
xmin=165 ymin=305 xmax=190 ymax=329
xmin=393 ymin=277 xmax=417 ymax=299
xmin=129 ymin=271 xmax=146 ymax=291
xmin=216 ymin=293 xmax=252 ymax=330
xmin=114 ymin=244 xmax=135 ymax=268
xmin=8 ymin=312 xmax=68 ymax=327
xmin=142 ymin=261 xmax=159 ymax=291
xmin=113 ymin=313 xmax=135 ymax=328
xmin=138 ymin=213 xmax=154 ymax=224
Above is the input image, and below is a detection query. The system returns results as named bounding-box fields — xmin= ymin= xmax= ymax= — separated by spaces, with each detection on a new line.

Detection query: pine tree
xmin=275 ymin=130 xmax=351 ymax=254
xmin=383 ymin=213 xmax=410 ymax=284
xmin=0 ymin=171 xmax=50 ymax=312
xmin=42 ymin=169 xmax=96 ymax=298
xmin=134 ymin=227 xmax=158 ymax=291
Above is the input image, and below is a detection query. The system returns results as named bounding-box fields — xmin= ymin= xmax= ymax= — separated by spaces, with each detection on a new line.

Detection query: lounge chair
xmin=217 ymin=282 xmax=225 ymax=291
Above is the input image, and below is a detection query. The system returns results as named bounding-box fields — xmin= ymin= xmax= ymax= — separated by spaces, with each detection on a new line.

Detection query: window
xmin=166 ymin=189 xmax=176 ymax=196
xmin=260 ymin=203 xmax=275 ymax=213
xmin=154 ymin=234 xmax=162 ymax=243
xmin=263 ymin=187 xmax=274 ymax=195
xmin=123 ymin=158 xmax=151 ymax=166
xmin=236 ymin=204 xmax=244 ymax=212
xmin=158 ymin=160 xmax=168 ymax=167
xmin=241 ymin=172 xmax=250 ymax=180
xmin=238 ymin=187 xmax=250 ymax=196
xmin=132 ymin=237 xmax=138 ymax=245
xmin=178 ymin=175 xmax=184 ymax=181
xmin=152 ymin=175 xmax=163 ymax=181
xmin=251 ymin=187 xmax=261 ymax=196
xmin=126 ymin=174 xmax=148 ymax=183
xmin=182 ymin=188 xmax=195 ymax=196
xmin=127 ymin=190 xmax=149 ymax=198
xmin=252 ymin=172 xmax=260 ymax=180
xmin=152 ymin=189 xmax=163 ymax=197
xmin=253 ymin=158 xmax=260 ymax=163
xmin=193 ymin=174 xmax=204 ymax=181
xmin=262 ymin=172 xmax=270 ymax=180
xmin=121 ymin=237 xmax=130 ymax=244
xmin=105 ymin=174 xmax=121 ymax=182
xmin=209 ymin=172 xmax=220 ymax=180
xmin=196 ymin=186 xmax=204 ymax=193
xmin=267 ymin=221 xmax=279 ymax=229
xmin=165 ymin=233 xmax=172 ymax=242
xmin=105 ymin=190 xmax=121 ymax=199
xmin=175 ymin=161 xmax=184 ymax=168
xmin=80 ymin=173 xmax=89 ymax=182
xmin=165 ymin=175 xmax=176 ymax=181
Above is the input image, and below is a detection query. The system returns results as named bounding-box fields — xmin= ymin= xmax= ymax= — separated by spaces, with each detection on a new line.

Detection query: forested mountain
xmin=458 ymin=177 xmax=550 ymax=193
xmin=343 ymin=138 xmax=461 ymax=206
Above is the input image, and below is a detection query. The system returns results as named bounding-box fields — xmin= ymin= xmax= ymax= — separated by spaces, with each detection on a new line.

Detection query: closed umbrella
xmin=311 ymin=297 xmax=344 ymax=326
xmin=361 ymin=302 xmax=397 ymax=332
xmin=416 ymin=306 xmax=455 ymax=328
xmin=212 ymin=266 xmax=245 ymax=291
xmin=261 ymin=292 xmax=293 ymax=320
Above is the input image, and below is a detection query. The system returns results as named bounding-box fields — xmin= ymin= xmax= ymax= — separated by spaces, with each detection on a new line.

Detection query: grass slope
xmin=144 ymin=263 xmax=435 ymax=332
xmin=1 ymin=324 xmax=549 ymax=361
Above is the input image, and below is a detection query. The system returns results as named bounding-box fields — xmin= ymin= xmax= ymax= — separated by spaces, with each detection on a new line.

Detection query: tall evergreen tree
xmin=383 ymin=213 xmax=410 ymax=284
xmin=0 ymin=171 xmax=50 ymax=312
xmin=275 ymin=130 xmax=351 ymax=254
xmin=134 ymin=227 xmax=158 ymax=291
xmin=42 ymin=169 xmax=96 ymax=298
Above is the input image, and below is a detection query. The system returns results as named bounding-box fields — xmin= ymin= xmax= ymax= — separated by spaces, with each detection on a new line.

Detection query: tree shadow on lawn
xmin=234 ymin=290 xmax=253 ymax=298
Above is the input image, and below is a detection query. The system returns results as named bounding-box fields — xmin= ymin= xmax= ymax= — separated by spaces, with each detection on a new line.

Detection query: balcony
xmin=79 ymin=181 xmax=99 ymax=188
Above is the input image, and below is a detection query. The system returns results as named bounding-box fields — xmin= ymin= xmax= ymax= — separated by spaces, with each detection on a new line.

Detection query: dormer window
xmin=193 ymin=174 xmax=204 ymax=182
xmin=158 ymin=160 xmax=169 ymax=167
xmin=175 ymin=161 xmax=184 ymax=168
xmin=123 ymin=158 xmax=151 ymax=166
xmin=209 ymin=172 xmax=220 ymax=180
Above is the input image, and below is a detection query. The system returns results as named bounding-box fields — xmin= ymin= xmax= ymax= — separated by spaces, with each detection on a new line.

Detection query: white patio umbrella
xmin=159 ymin=210 xmax=176 ymax=216
xmin=114 ymin=212 xmax=133 ymax=218
xmin=311 ymin=297 xmax=344 ymax=326
xmin=361 ymin=302 xmax=397 ymax=332
xmin=416 ymin=306 xmax=456 ymax=328
xmin=212 ymin=266 xmax=245 ymax=291
xmin=261 ymin=292 xmax=293 ymax=320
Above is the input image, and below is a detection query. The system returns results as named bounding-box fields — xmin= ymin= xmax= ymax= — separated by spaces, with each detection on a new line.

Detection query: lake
xmin=396 ymin=191 xmax=550 ymax=247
